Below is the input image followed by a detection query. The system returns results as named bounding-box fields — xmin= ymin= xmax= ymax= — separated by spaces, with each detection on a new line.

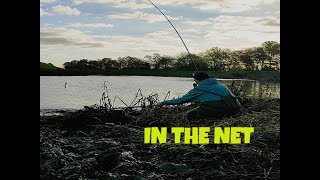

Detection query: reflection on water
xmin=40 ymin=76 xmax=279 ymax=110
xmin=221 ymin=80 xmax=280 ymax=98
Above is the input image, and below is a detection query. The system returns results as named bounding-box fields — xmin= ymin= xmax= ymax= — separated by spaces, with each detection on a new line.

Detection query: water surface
xmin=40 ymin=76 xmax=279 ymax=111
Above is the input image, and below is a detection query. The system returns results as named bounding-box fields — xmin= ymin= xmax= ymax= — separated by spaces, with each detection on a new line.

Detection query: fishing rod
xmin=147 ymin=0 xmax=199 ymax=72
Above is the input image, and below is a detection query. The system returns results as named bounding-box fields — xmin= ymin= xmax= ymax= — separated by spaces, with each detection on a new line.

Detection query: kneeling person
xmin=160 ymin=72 xmax=241 ymax=120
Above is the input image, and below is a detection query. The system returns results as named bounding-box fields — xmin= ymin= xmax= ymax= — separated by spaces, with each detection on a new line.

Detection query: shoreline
xmin=40 ymin=69 xmax=280 ymax=82
xmin=40 ymin=97 xmax=280 ymax=179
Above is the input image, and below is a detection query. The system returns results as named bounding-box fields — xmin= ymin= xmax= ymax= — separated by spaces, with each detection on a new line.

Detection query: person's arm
xmin=161 ymin=87 xmax=203 ymax=105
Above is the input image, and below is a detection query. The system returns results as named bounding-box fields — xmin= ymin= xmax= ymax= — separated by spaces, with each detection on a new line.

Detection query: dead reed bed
xmin=40 ymin=83 xmax=279 ymax=179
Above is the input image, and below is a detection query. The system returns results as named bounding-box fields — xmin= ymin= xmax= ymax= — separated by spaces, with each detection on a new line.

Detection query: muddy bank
xmin=40 ymin=98 xmax=280 ymax=179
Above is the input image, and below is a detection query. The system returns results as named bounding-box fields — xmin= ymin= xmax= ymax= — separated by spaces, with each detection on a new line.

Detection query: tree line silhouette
xmin=63 ymin=41 xmax=280 ymax=71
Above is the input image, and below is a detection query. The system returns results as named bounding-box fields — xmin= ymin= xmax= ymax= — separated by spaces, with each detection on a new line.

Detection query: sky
xmin=40 ymin=0 xmax=280 ymax=67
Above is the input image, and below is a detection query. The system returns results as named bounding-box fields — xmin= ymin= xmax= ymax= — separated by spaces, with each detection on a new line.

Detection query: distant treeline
xmin=62 ymin=41 xmax=280 ymax=72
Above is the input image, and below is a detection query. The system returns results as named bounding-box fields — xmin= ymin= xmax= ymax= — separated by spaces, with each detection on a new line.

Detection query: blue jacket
xmin=162 ymin=78 xmax=230 ymax=105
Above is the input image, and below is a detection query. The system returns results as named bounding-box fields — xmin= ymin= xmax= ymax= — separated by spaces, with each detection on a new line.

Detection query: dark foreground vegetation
xmin=40 ymin=86 xmax=280 ymax=179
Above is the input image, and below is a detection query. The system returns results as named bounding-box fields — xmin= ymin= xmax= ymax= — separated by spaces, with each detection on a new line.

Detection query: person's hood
xmin=199 ymin=78 xmax=219 ymax=85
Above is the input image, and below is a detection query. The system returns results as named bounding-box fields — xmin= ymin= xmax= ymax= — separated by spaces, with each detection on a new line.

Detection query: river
xmin=40 ymin=76 xmax=279 ymax=111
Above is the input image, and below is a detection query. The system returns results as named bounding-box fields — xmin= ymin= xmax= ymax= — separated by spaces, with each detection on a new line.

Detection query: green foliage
xmin=40 ymin=62 xmax=61 ymax=70
xmin=145 ymin=53 xmax=174 ymax=70
xmin=41 ymin=41 xmax=280 ymax=78
xmin=261 ymin=41 xmax=280 ymax=70
xmin=200 ymin=47 xmax=230 ymax=71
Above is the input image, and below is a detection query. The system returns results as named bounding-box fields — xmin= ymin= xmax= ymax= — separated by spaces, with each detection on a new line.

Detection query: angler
xmin=147 ymin=1 xmax=240 ymax=119
xmin=159 ymin=72 xmax=241 ymax=120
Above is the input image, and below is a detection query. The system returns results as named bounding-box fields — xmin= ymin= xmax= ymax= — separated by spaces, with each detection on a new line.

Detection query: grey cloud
xmin=41 ymin=37 xmax=104 ymax=47
xmin=255 ymin=18 xmax=280 ymax=26
xmin=76 ymin=42 xmax=104 ymax=47
xmin=41 ymin=37 xmax=71 ymax=45
xmin=141 ymin=49 xmax=157 ymax=52
xmin=40 ymin=32 xmax=57 ymax=37
xmin=265 ymin=31 xmax=279 ymax=34
xmin=40 ymin=29 xmax=104 ymax=48
xmin=225 ymin=1 xmax=279 ymax=18
xmin=187 ymin=0 xmax=224 ymax=6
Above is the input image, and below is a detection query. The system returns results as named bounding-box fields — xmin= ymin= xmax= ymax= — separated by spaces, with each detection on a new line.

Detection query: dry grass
xmin=40 ymin=84 xmax=279 ymax=179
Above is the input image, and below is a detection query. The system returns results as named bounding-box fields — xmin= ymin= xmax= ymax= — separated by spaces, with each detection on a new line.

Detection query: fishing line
xmin=147 ymin=0 xmax=199 ymax=72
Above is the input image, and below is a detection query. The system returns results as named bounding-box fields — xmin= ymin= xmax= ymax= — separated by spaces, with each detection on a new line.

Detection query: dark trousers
xmin=187 ymin=100 xmax=240 ymax=120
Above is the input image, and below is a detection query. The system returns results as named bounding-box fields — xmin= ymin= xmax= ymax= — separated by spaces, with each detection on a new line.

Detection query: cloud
xmin=211 ymin=15 xmax=280 ymax=33
xmin=71 ymin=0 xmax=279 ymax=14
xmin=40 ymin=8 xmax=50 ymax=16
xmin=72 ymin=0 xmax=120 ymax=5
xmin=233 ymin=0 xmax=280 ymax=18
xmin=41 ymin=14 xmax=280 ymax=66
xmin=72 ymin=0 xmax=221 ymax=10
xmin=151 ymin=0 xmax=251 ymax=12
xmin=150 ymin=0 xmax=279 ymax=14
xmin=40 ymin=0 xmax=56 ymax=3
xmin=107 ymin=11 xmax=182 ymax=23
xmin=40 ymin=28 xmax=185 ymax=66
xmin=90 ymin=29 xmax=180 ymax=45
xmin=114 ymin=1 xmax=153 ymax=9
xmin=68 ymin=23 xmax=114 ymax=28
xmin=40 ymin=28 xmax=109 ymax=48
xmin=255 ymin=18 xmax=280 ymax=26
xmin=41 ymin=0 xmax=279 ymax=66
xmin=52 ymin=5 xmax=81 ymax=16
xmin=181 ymin=19 xmax=212 ymax=26
xmin=90 ymin=30 xmax=187 ymax=54
xmin=72 ymin=0 xmax=152 ymax=9
xmin=52 ymin=28 xmax=187 ymax=56
xmin=145 ymin=31 xmax=176 ymax=39
xmin=143 ymin=15 xmax=279 ymax=53
xmin=152 ymin=0 xmax=222 ymax=6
